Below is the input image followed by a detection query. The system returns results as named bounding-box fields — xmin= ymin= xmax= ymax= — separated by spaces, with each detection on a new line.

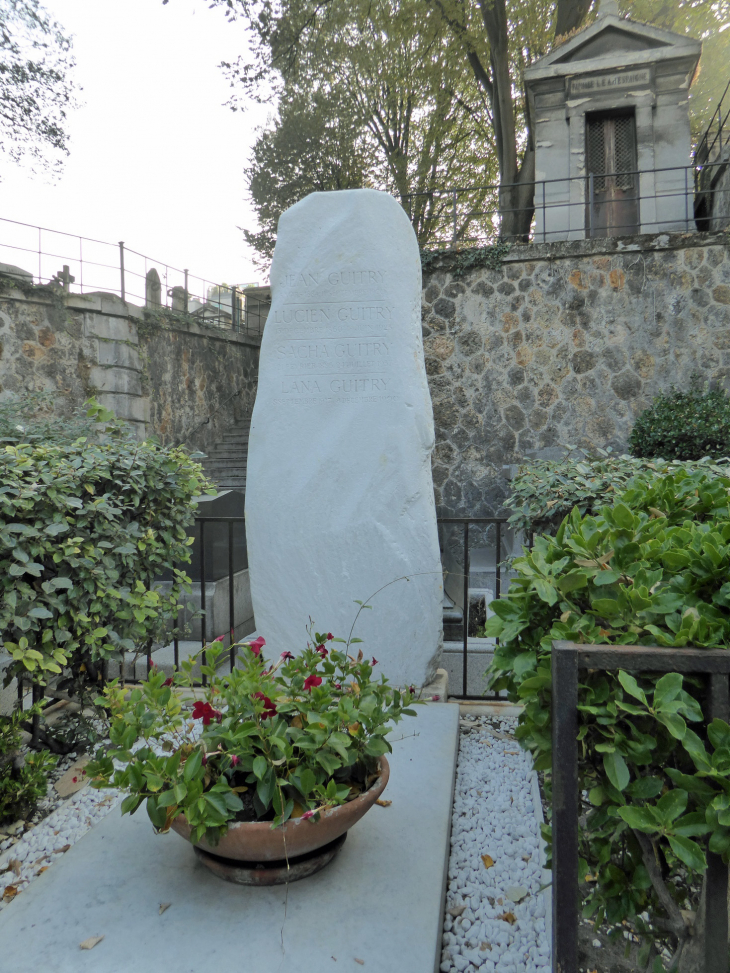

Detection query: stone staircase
xmin=200 ymin=417 xmax=251 ymax=493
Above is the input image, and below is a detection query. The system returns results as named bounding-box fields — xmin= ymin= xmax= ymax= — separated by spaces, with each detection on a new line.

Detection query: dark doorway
xmin=585 ymin=110 xmax=639 ymax=237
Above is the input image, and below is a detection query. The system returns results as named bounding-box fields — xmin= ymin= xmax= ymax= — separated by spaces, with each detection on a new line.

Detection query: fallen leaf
xmin=79 ymin=936 xmax=104 ymax=950
xmin=480 ymin=942 xmax=491 ymax=951
xmin=8 ymin=860 xmax=21 ymax=877
xmin=497 ymin=897 xmax=503 ymax=905
xmin=487 ymin=896 xmax=495 ymax=906
xmin=447 ymin=905 xmax=466 ymax=918
xmin=375 ymin=799 xmax=391 ymax=807
xmin=291 ymin=715 xmax=303 ymax=729
xmin=522 ymin=855 xmax=531 ymax=863
xmin=354 ymin=960 xmax=365 ymax=966
xmin=498 ymin=912 xmax=517 ymax=925
xmin=35 ymin=867 xmax=49 ymax=875
xmin=53 ymin=845 xmax=71 ymax=855
xmin=504 ymin=751 xmax=519 ymax=755
xmin=230 ymin=786 xmax=249 ymax=794
xmin=3 ymin=885 xmax=18 ymax=901
xmin=159 ymin=902 xmax=172 ymax=915
xmin=481 ymin=854 xmax=494 ymax=869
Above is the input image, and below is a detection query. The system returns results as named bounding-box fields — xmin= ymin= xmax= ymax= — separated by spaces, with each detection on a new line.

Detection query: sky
xmin=0 ymin=0 xmax=271 ymax=302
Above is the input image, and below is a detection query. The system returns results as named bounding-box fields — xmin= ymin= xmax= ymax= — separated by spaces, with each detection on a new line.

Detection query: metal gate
xmin=586 ymin=111 xmax=639 ymax=237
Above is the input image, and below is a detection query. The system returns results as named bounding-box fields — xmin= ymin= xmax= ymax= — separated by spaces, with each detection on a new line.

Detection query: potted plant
xmin=87 ymin=627 xmax=419 ymax=881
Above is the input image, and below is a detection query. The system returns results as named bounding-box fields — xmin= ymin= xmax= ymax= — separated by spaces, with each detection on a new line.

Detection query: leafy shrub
xmin=629 ymin=382 xmax=730 ymax=461
xmin=0 ymin=402 xmax=213 ymax=689
xmin=88 ymin=630 xmax=418 ymax=843
xmin=504 ymin=449 xmax=730 ymax=537
xmin=0 ymin=706 xmax=56 ymax=824
xmin=486 ymin=467 xmax=730 ymax=956
xmin=0 ymin=390 xmax=112 ymax=446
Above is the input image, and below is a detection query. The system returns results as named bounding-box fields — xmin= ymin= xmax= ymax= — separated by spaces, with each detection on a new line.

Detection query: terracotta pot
xmin=170 ymin=756 xmax=389 ymax=861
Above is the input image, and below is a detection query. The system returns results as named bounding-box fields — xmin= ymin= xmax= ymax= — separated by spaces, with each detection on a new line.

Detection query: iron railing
xmin=0 ymin=216 xmax=269 ymax=338
xmin=695 ymin=78 xmax=730 ymax=175
xmin=403 ymin=160 xmax=729 ymax=248
xmin=552 ymin=641 xmax=730 ymax=973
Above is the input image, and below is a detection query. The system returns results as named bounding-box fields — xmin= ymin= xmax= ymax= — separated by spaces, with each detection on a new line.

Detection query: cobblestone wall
xmin=0 ymin=276 xmax=260 ymax=452
xmin=422 ymin=230 xmax=730 ymax=516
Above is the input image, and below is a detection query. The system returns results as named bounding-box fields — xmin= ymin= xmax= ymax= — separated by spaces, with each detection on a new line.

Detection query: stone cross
xmin=169 ymin=285 xmax=186 ymax=312
xmin=245 ymin=189 xmax=443 ymax=687
xmin=52 ymin=265 xmax=75 ymax=292
xmin=145 ymin=268 xmax=162 ymax=307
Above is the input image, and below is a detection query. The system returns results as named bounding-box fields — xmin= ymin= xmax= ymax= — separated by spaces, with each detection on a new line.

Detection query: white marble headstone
xmin=245 ymin=189 xmax=443 ymax=687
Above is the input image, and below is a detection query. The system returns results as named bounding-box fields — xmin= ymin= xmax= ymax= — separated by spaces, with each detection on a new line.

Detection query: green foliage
xmin=0 ymin=400 xmax=213 ymax=687
xmin=486 ymin=466 xmax=730 ymax=938
xmin=0 ymin=705 xmax=56 ymax=824
xmin=0 ymin=390 xmax=114 ymax=446
xmin=504 ymin=449 xmax=730 ymax=537
xmin=87 ymin=629 xmax=419 ymax=845
xmin=629 ymin=383 xmax=730 ymax=461
xmin=0 ymin=0 xmax=77 ymax=177
xmin=419 ymin=242 xmax=511 ymax=275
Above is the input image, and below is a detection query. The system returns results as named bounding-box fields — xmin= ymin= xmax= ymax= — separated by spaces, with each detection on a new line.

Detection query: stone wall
xmin=421 ymin=230 xmax=730 ymax=517
xmin=0 ymin=275 xmax=260 ymax=452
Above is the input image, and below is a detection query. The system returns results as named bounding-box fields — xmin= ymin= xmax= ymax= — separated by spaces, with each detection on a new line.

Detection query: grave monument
xmin=245 ymin=189 xmax=443 ymax=686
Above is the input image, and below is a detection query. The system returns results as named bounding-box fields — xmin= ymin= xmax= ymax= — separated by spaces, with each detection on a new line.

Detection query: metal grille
xmin=586 ymin=114 xmax=636 ymax=190
xmin=586 ymin=117 xmax=607 ymax=191
xmin=614 ymin=115 xmax=635 ymax=190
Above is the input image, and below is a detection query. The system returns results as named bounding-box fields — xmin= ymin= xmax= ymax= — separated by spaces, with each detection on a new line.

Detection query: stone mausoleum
xmin=525 ymin=0 xmax=702 ymax=241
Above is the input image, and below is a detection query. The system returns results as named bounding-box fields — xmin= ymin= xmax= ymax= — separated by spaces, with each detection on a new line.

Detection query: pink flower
xmin=192 ymin=701 xmax=222 ymax=725
xmin=303 ymin=674 xmax=322 ymax=692
xmin=253 ymin=691 xmax=277 ymax=719
xmin=432 ymin=694 xmax=440 ymax=701
xmin=281 ymin=651 xmax=294 ymax=661
xmin=229 ymin=754 xmax=240 ymax=767
xmin=301 ymin=809 xmax=315 ymax=821
xmin=248 ymin=636 xmax=266 ymax=656
xmin=333 ymin=682 xmax=342 ymax=690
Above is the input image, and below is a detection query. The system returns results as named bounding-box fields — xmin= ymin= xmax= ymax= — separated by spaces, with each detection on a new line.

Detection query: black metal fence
xmin=0 ymin=216 xmax=269 ymax=339
xmin=552 ymin=641 xmax=729 ymax=973
xmin=402 ymin=160 xmax=729 ymax=248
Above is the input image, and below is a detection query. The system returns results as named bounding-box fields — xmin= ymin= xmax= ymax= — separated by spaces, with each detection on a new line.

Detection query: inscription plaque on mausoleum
xmin=245 ymin=189 xmax=443 ymax=687
xmin=568 ymin=68 xmax=651 ymax=97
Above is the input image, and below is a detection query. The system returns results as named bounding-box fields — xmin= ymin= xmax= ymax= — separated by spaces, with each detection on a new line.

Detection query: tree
xmin=0 ymin=0 xmax=76 ymax=177
xmin=244 ymin=88 xmax=371 ymax=266
xmin=234 ymin=0 xmax=499 ymax=259
xmin=208 ymin=0 xmax=729 ymax=242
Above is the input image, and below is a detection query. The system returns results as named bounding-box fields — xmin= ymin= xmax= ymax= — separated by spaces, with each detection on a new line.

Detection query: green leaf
xmin=603 ymin=751 xmax=630 ymax=792
xmin=653 ymin=672 xmax=683 ymax=710
xmin=627 ymin=777 xmax=663 ymax=800
xmin=655 ymin=789 xmax=688 ymax=824
xmin=667 ymin=835 xmax=706 ymax=872
xmin=253 ymin=755 xmax=267 ymax=780
xmin=617 ymin=671 xmax=647 ymax=706
xmin=183 ymin=750 xmax=202 ymax=781
xmin=618 ymin=805 xmax=660 ymax=833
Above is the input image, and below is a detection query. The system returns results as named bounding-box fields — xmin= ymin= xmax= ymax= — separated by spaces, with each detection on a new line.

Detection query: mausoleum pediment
xmin=551 ymin=26 xmax=669 ymax=64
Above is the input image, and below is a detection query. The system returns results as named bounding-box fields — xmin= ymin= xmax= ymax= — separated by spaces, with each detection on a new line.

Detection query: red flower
xmin=163 ymin=677 xmax=174 ymax=687
xmin=316 ymin=644 xmax=328 ymax=657
xmin=201 ymin=753 xmax=208 ymax=766
xmin=248 ymin=636 xmax=266 ymax=656
xmin=409 ymin=686 xmax=416 ymax=694
xmin=281 ymin=651 xmax=294 ymax=661
xmin=213 ymin=634 xmax=225 ymax=643
xmin=192 ymin=701 xmax=222 ymax=725
xmin=253 ymin=691 xmax=277 ymax=719
xmin=303 ymin=674 xmax=322 ymax=692
xmin=333 ymin=682 xmax=342 ymax=690
xmin=301 ymin=809 xmax=315 ymax=821
xmin=371 ymin=657 xmax=378 ymax=666
xmin=229 ymin=754 xmax=240 ymax=767
xmin=72 ymin=776 xmax=78 ymax=783
xmin=432 ymin=694 xmax=440 ymax=701
xmin=326 ymin=633 xmax=334 ymax=641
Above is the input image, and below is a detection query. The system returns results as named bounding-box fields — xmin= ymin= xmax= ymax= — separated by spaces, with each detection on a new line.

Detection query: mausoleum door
xmin=585 ymin=112 xmax=639 ymax=238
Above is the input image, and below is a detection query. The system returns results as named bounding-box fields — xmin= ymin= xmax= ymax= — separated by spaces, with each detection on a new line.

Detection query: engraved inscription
xmin=273 ymin=267 xmax=396 ymax=406
xmin=569 ymin=69 xmax=650 ymax=96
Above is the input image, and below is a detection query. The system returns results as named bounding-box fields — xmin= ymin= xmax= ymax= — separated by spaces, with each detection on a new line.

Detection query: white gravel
xmin=0 ymin=782 xmax=121 ymax=909
xmin=440 ymin=713 xmax=551 ymax=973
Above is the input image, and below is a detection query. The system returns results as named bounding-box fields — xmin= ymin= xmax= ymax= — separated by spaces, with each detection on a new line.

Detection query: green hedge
xmin=629 ymin=383 xmax=730 ymax=461
xmin=487 ymin=467 xmax=730 ymax=951
xmin=0 ymin=405 xmax=213 ymax=687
